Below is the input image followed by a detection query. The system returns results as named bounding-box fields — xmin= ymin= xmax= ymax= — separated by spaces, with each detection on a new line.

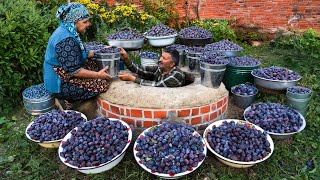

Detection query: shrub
xmin=188 ymin=19 xmax=237 ymax=42
xmin=273 ymin=29 xmax=320 ymax=59
xmin=0 ymin=0 xmax=54 ymax=115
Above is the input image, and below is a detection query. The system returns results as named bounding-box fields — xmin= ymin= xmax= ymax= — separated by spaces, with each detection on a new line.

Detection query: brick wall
xmin=97 ymin=95 xmax=228 ymax=130
xmin=102 ymin=0 xmax=320 ymax=32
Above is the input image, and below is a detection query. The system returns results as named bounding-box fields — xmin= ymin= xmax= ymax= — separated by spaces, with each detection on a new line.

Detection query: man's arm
xmin=120 ymin=48 xmax=157 ymax=80
xmin=138 ymin=69 xmax=185 ymax=87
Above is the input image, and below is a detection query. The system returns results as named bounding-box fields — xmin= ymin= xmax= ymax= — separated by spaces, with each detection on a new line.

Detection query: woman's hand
xmin=97 ymin=66 xmax=112 ymax=79
xmin=118 ymin=71 xmax=136 ymax=82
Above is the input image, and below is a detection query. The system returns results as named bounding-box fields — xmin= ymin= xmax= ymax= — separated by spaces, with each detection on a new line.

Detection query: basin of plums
xmin=58 ymin=117 xmax=132 ymax=174
xmin=204 ymin=40 xmax=243 ymax=57
xmin=244 ymin=102 xmax=306 ymax=139
xmin=106 ymin=28 xmax=144 ymax=50
xmin=252 ymin=66 xmax=301 ymax=91
xmin=178 ymin=26 xmax=213 ymax=46
xmin=145 ymin=24 xmax=177 ymax=47
xmin=25 ymin=110 xmax=87 ymax=148
xmin=204 ymin=119 xmax=274 ymax=168
xmin=133 ymin=122 xmax=207 ymax=179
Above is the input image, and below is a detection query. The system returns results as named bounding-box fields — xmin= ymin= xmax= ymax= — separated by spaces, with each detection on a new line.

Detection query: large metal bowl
xmin=145 ymin=33 xmax=177 ymax=47
xmin=107 ymin=38 xmax=144 ymax=50
xmin=252 ymin=72 xmax=301 ymax=91
xmin=214 ymin=50 xmax=242 ymax=57
xmin=244 ymin=106 xmax=306 ymax=140
xmin=179 ymin=37 xmax=212 ymax=46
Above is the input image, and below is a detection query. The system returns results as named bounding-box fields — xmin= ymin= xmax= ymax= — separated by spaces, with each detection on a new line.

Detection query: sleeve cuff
xmin=69 ymin=68 xmax=81 ymax=75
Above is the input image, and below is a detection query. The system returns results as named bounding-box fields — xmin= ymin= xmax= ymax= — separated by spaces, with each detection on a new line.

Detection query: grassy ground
xmin=0 ymin=43 xmax=319 ymax=179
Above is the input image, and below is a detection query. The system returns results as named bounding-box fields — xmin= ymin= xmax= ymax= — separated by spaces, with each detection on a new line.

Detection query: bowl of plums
xmin=251 ymin=66 xmax=301 ymax=91
xmin=25 ymin=110 xmax=87 ymax=148
xmin=178 ymin=26 xmax=213 ymax=46
xmin=133 ymin=122 xmax=207 ymax=179
xmin=58 ymin=117 xmax=132 ymax=174
xmin=244 ymin=102 xmax=306 ymax=140
xmin=145 ymin=24 xmax=177 ymax=47
xmin=231 ymin=83 xmax=258 ymax=109
xmin=106 ymin=28 xmax=145 ymax=50
xmin=204 ymin=39 xmax=243 ymax=57
xmin=203 ymin=119 xmax=274 ymax=168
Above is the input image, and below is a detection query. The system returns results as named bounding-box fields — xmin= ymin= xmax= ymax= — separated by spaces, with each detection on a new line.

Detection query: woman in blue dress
xmin=43 ymin=2 xmax=111 ymax=109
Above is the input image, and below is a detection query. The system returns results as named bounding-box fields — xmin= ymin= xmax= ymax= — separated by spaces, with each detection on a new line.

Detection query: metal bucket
xmin=200 ymin=62 xmax=227 ymax=88
xmin=185 ymin=55 xmax=200 ymax=72
xmin=223 ymin=64 xmax=260 ymax=91
xmin=231 ymin=88 xmax=258 ymax=109
xmin=177 ymin=49 xmax=185 ymax=67
xmin=141 ymin=57 xmax=158 ymax=68
xmin=23 ymin=95 xmax=55 ymax=115
xmin=286 ymin=91 xmax=312 ymax=117
xmin=94 ymin=52 xmax=120 ymax=77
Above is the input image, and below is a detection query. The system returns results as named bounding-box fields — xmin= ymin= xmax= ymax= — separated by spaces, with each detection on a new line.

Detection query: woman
xmin=43 ymin=2 xmax=111 ymax=109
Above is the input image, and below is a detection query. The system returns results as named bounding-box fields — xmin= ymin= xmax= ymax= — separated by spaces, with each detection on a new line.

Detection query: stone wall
xmin=101 ymin=0 xmax=320 ymax=32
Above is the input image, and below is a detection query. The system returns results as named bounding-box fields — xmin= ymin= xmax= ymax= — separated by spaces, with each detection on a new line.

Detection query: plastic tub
xmin=223 ymin=64 xmax=260 ymax=91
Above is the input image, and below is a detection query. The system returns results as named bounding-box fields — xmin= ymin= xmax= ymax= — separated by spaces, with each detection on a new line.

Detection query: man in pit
xmin=118 ymin=47 xmax=185 ymax=87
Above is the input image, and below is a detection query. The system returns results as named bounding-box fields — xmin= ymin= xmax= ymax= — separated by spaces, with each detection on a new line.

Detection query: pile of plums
xmin=244 ymin=102 xmax=303 ymax=133
xmin=27 ymin=110 xmax=86 ymax=142
xmin=135 ymin=122 xmax=206 ymax=174
xmin=60 ymin=117 xmax=129 ymax=168
xmin=206 ymin=120 xmax=272 ymax=162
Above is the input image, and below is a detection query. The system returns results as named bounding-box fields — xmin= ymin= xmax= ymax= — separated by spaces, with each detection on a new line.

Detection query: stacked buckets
xmin=185 ymin=48 xmax=204 ymax=72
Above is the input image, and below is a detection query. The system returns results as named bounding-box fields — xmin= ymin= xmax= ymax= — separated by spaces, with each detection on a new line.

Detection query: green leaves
xmin=0 ymin=0 xmax=55 ymax=116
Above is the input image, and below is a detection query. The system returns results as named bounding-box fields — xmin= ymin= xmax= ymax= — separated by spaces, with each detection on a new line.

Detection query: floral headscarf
xmin=56 ymin=2 xmax=90 ymax=51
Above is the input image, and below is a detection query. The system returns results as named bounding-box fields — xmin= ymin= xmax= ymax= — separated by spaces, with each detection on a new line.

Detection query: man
xmin=118 ymin=47 xmax=185 ymax=87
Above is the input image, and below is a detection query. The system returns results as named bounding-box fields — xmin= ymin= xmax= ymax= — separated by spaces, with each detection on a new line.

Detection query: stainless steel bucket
xmin=200 ymin=62 xmax=227 ymax=88
xmin=177 ymin=49 xmax=185 ymax=67
xmin=23 ymin=95 xmax=55 ymax=115
xmin=186 ymin=55 xmax=200 ymax=72
xmin=94 ymin=52 xmax=120 ymax=77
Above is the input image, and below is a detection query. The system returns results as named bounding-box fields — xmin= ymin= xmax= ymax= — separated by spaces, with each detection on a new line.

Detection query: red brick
xmin=217 ymin=99 xmax=223 ymax=108
xmin=102 ymin=101 xmax=109 ymax=111
xmin=211 ymin=104 xmax=217 ymax=111
xmin=224 ymin=96 xmax=228 ymax=104
xmin=110 ymin=105 xmax=120 ymax=114
xmin=143 ymin=110 xmax=153 ymax=118
xmin=191 ymin=116 xmax=202 ymax=125
xmin=154 ymin=111 xmax=167 ymax=118
xmin=122 ymin=117 xmax=134 ymax=126
xmin=191 ymin=108 xmax=199 ymax=116
xmin=201 ymin=105 xmax=210 ymax=114
xmin=126 ymin=109 xmax=131 ymax=116
xmin=203 ymin=114 xmax=210 ymax=122
xmin=97 ymin=98 xmax=102 ymax=106
xmin=144 ymin=120 xmax=155 ymax=128
xmin=210 ymin=111 xmax=218 ymax=121
xmin=119 ymin=108 xmax=125 ymax=115
xmin=222 ymin=104 xmax=227 ymax=114
xmin=108 ymin=112 xmax=119 ymax=119
xmin=178 ymin=109 xmax=191 ymax=117
xmin=101 ymin=109 xmax=106 ymax=116
xmin=131 ymin=109 xmax=143 ymax=117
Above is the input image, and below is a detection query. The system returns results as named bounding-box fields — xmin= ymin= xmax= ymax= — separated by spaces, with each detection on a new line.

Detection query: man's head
xmin=159 ymin=47 xmax=179 ymax=72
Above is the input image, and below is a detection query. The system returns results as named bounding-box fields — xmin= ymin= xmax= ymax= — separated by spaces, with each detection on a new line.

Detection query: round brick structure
xmin=97 ymin=77 xmax=229 ymax=131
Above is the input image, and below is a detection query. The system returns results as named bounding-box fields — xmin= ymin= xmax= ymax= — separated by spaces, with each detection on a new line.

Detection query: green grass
xmin=1 ymin=43 xmax=319 ymax=179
